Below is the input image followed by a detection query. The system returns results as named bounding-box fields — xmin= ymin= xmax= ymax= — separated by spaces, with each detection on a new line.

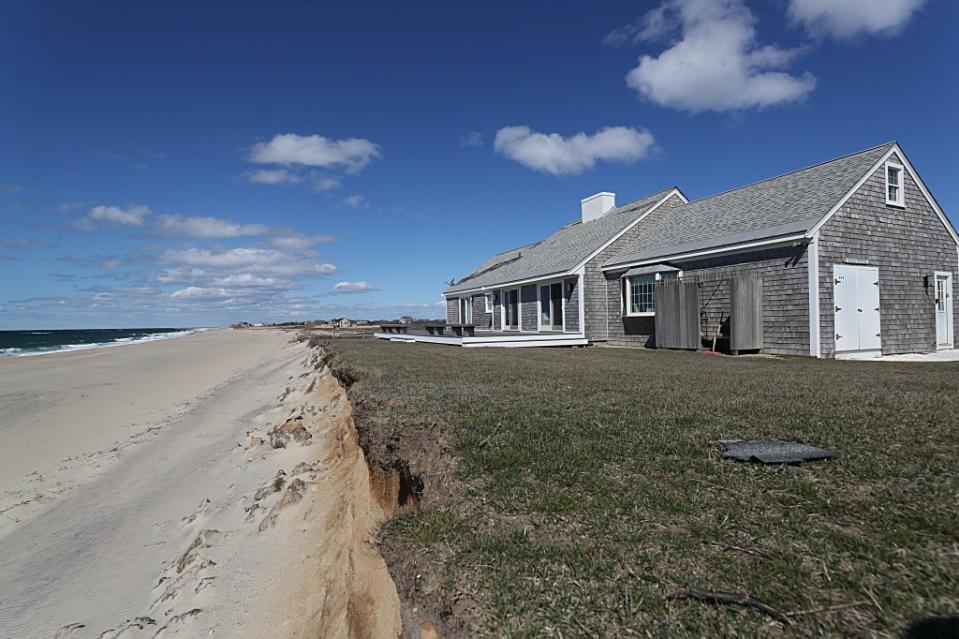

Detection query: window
xmin=503 ymin=289 xmax=519 ymax=330
xmin=538 ymin=282 xmax=564 ymax=330
xmin=460 ymin=297 xmax=473 ymax=324
xmin=484 ymin=293 xmax=493 ymax=313
xmin=885 ymin=162 xmax=904 ymax=206
xmin=627 ymin=276 xmax=656 ymax=315
xmin=623 ymin=271 xmax=679 ymax=316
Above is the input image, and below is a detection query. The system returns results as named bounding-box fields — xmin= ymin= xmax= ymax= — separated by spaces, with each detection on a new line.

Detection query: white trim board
xmin=807 ymin=144 xmax=959 ymax=247
xmin=601 ymin=234 xmax=807 ymax=271
xmin=569 ymin=188 xmax=687 ymax=273
xmin=807 ymin=233 xmax=821 ymax=358
xmin=442 ymin=188 xmax=687 ymax=299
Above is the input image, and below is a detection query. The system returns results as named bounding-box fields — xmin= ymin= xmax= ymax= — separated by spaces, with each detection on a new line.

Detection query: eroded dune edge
xmin=46 ymin=342 xmax=403 ymax=639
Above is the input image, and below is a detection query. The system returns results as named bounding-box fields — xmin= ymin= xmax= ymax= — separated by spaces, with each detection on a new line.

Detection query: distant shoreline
xmin=0 ymin=327 xmax=212 ymax=358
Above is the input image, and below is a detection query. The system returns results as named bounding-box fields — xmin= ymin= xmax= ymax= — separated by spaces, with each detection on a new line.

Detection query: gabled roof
xmin=605 ymin=142 xmax=896 ymax=269
xmin=444 ymin=187 xmax=679 ymax=294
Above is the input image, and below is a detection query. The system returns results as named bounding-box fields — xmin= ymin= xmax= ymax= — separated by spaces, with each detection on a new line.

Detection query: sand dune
xmin=0 ymin=329 xmax=400 ymax=638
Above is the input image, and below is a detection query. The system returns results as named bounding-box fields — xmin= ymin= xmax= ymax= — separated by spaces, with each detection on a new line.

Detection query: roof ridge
xmin=682 ymin=142 xmax=895 ymax=207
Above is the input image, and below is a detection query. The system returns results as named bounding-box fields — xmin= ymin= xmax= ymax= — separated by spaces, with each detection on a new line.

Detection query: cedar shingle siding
xmin=438 ymin=144 xmax=957 ymax=357
xmin=604 ymin=246 xmax=809 ymax=354
xmin=564 ymin=277 xmax=580 ymax=331
xmin=583 ymin=192 xmax=686 ymax=341
xmin=817 ymin=151 xmax=959 ymax=356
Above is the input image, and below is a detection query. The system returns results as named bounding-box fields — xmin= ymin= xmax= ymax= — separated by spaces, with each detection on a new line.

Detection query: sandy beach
xmin=0 ymin=329 xmax=400 ymax=638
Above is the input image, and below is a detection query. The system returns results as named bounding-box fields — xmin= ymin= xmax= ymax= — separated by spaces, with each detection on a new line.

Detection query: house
xmin=380 ymin=142 xmax=957 ymax=358
xmin=333 ymin=318 xmax=354 ymax=329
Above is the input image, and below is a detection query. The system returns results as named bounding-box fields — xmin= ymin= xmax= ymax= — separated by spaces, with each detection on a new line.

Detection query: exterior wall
xmin=604 ymin=245 xmax=810 ymax=356
xmin=491 ymin=291 xmax=501 ymax=330
xmin=446 ymin=298 xmax=458 ymax=324
xmin=583 ymin=192 xmax=686 ymax=341
xmin=817 ymin=151 xmax=959 ymax=357
xmin=472 ymin=294 xmax=492 ymax=330
xmin=521 ymin=285 xmax=537 ymax=331
xmin=564 ymin=276 xmax=580 ymax=332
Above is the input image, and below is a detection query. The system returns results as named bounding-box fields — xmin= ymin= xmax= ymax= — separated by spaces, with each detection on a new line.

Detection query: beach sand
xmin=0 ymin=329 xmax=401 ymax=638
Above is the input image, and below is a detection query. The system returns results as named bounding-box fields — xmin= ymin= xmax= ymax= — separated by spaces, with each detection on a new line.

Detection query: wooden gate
xmin=730 ymin=273 xmax=763 ymax=353
xmin=654 ymin=280 xmax=700 ymax=349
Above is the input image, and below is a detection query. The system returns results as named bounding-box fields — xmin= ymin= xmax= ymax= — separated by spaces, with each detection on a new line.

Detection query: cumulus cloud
xmin=76 ymin=204 xmax=151 ymax=230
xmin=340 ymin=194 xmax=369 ymax=209
xmin=787 ymin=0 xmax=925 ymax=38
xmin=493 ymin=125 xmax=655 ymax=176
xmin=623 ymin=0 xmax=816 ymax=113
xmin=459 ymin=131 xmax=485 ymax=147
xmin=155 ymin=214 xmax=268 ymax=239
xmin=249 ymin=133 xmax=381 ymax=173
xmin=244 ymin=169 xmax=303 ymax=185
xmin=331 ymin=281 xmax=376 ymax=295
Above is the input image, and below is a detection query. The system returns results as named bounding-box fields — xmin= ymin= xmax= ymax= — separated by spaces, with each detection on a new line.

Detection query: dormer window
xmin=885 ymin=162 xmax=904 ymax=207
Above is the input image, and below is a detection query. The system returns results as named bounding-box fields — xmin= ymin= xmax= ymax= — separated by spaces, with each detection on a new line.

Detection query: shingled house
xmin=385 ymin=142 xmax=957 ymax=358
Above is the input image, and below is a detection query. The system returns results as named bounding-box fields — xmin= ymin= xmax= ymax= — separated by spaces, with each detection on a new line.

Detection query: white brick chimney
xmin=581 ymin=192 xmax=616 ymax=223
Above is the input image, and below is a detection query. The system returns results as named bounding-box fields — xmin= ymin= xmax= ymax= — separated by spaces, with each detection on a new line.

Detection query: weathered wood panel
xmin=655 ymin=280 xmax=699 ymax=349
xmin=730 ymin=273 xmax=764 ymax=352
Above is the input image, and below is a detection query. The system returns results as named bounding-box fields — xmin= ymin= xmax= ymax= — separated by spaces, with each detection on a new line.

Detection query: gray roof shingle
xmin=444 ymin=187 xmax=678 ymax=294
xmin=604 ymin=142 xmax=894 ymax=269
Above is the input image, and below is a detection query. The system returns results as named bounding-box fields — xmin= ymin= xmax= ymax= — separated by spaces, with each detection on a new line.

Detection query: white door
xmin=834 ymin=264 xmax=881 ymax=354
xmin=935 ymin=272 xmax=954 ymax=349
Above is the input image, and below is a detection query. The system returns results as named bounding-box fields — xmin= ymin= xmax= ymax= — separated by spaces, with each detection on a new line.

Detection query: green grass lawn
xmin=326 ymin=339 xmax=959 ymax=637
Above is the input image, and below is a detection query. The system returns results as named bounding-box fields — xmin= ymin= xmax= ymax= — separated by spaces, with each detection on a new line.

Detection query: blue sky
xmin=1 ymin=0 xmax=956 ymax=328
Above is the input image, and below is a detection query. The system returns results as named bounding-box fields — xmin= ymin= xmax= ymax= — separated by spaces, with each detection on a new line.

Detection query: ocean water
xmin=0 ymin=328 xmax=199 ymax=357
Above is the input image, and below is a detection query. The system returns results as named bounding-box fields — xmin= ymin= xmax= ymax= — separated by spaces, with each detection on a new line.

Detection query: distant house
xmin=333 ymin=318 xmax=354 ymax=329
xmin=383 ymin=142 xmax=957 ymax=358
xmin=400 ymin=315 xmax=414 ymax=325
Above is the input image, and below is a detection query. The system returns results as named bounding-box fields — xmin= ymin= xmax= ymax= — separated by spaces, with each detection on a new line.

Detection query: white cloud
xmin=76 ymin=204 xmax=151 ymax=230
xmin=207 ymin=274 xmax=286 ymax=289
xmin=604 ymin=5 xmax=673 ymax=46
xmin=459 ymin=131 xmax=484 ymax=147
xmin=331 ymin=281 xmax=375 ymax=295
xmin=270 ymin=234 xmax=336 ymax=251
xmin=161 ymin=247 xmax=289 ymax=269
xmin=624 ymin=0 xmax=816 ymax=113
xmin=311 ymin=174 xmax=341 ymax=192
xmin=249 ymin=133 xmax=381 ymax=173
xmin=493 ymin=125 xmax=655 ymax=176
xmin=170 ymin=286 xmax=231 ymax=299
xmin=155 ymin=214 xmax=268 ymax=239
xmin=245 ymin=169 xmax=303 ymax=185
xmin=787 ymin=0 xmax=924 ymax=38
xmin=340 ymin=194 xmax=369 ymax=209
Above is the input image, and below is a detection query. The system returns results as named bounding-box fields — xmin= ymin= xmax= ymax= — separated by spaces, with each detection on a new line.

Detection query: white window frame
xmin=885 ymin=161 xmax=905 ymax=207
xmin=459 ymin=296 xmax=473 ymax=324
xmin=536 ymin=278 xmax=566 ymax=332
xmin=623 ymin=271 xmax=680 ymax=317
xmin=501 ymin=288 xmax=521 ymax=331
xmin=484 ymin=293 xmax=493 ymax=313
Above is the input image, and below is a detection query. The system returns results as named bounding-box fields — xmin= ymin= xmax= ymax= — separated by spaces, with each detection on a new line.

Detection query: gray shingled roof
xmin=604 ymin=143 xmax=894 ymax=269
xmin=445 ymin=187 xmax=677 ymax=293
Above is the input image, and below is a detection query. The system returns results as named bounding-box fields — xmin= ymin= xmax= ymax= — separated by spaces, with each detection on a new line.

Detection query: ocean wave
xmin=0 ymin=329 xmax=201 ymax=357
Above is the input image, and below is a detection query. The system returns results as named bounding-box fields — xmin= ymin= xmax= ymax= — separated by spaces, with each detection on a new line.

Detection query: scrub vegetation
xmin=327 ymin=339 xmax=959 ymax=637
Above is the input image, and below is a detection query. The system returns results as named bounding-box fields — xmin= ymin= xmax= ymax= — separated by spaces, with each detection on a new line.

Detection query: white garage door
xmin=834 ymin=264 xmax=881 ymax=355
